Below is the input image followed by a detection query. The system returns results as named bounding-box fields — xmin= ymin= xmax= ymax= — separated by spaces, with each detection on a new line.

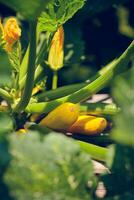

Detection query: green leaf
xmin=38 ymin=0 xmax=86 ymax=32
xmin=0 ymin=0 xmax=50 ymax=20
xmin=111 ymin=68 xmax=134 ymax=147
xmin=0 ymin=113 xmax=13 ymax=135
xmin=100 ymin=67 xmax=134 ymax=199
xmin=102 ymin=145 xmax=134 ymax=199
xmin=0 ymin=48 xmax=12 ymax=87
xmin=4 ymin=132 xmax=96 ymax=200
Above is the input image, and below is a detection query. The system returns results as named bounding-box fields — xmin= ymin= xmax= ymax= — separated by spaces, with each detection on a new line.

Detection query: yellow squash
xmin=68 ymin=115 xmax=107 ymax=135
xmin=39 ymin=102 xmax=79 ymax=131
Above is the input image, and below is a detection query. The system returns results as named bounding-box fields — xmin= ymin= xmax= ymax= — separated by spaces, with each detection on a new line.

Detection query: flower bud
xmin=3 ymin=17 xmax=21 ymax=52
xmin=48 ymin=26 xmax=64 ymax=71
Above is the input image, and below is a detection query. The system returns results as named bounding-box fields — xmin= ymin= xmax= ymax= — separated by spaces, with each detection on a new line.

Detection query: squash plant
xmin=0 ymin=0 xmax=134 ymax=199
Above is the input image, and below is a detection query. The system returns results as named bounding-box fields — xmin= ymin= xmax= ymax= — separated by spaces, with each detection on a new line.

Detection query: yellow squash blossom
xmin=48 ymin=26 xmax=64 ymax=71
xmin=0 ymin=17 xmax=21 ymax=52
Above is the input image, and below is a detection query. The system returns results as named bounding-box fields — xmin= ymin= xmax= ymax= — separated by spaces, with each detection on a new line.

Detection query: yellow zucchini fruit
xmin=68 ymin=115 xmax=107 ymax=135
xmin=39 ymin=102 xmax=79 ymax=131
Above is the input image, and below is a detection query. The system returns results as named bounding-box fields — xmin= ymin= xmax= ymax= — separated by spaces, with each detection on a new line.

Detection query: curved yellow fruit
xmin=68 ymin=115 xmax=107 ymax=135
xmin=39 ymin=102 xmax=79 ymax=131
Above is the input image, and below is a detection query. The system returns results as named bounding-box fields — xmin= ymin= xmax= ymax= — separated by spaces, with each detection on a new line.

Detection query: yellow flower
xmin=48 ymin=26 xmax=64 ymax=71
xmin=3 ymin=17 xmax=21 ymax=52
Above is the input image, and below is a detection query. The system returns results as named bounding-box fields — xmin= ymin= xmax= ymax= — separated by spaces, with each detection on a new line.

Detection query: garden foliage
xmin=0 ymin=0 xmax=134 ymax=199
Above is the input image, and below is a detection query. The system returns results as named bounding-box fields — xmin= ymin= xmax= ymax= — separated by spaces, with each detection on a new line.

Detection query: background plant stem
xmin=0 ymin=88 xmax=13 ymax=103
xmin=77 ymin=140 xmax=108 ymax=162
xmin=52 ymin=71 xmax=58 ymax=90
xmin=37 ymin=82 xmax=87 ymax=101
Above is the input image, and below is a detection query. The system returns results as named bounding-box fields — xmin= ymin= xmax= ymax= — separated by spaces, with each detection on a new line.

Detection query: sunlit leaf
xmin=38 ymin=0 xmax=86 ymax=32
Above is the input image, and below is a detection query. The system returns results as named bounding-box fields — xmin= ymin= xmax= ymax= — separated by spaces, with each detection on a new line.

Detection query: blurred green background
xmin=0 ymin=0 xmax=134 ymax=199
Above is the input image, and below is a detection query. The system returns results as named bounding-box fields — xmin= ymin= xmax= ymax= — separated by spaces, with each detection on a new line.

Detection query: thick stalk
xmin=19 ymin=25 xmax=45 ymax=90
xmin=19 ymin=33 xmax=50 ymax=89
xmin=36 ymin=60 xmax=116 ymax=101
xmin=26 ymin=40 xmax=134 ymax=114
xmin=14 ymin=21 xmax=37 ymax=112
xmin=37 ymin=82 xmax=87 ymax=101
xmin=26 ymin=69 xmax=112 ymax=113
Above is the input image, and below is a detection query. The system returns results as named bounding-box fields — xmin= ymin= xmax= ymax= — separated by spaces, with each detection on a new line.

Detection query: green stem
xmin=34 ymin=65 xmax=44 ymax=83
xmin=19 ymin=64 xmax=44 ymax=90
xmin=36 ymin=82 xmax=87 ymax=101
xmin=19 ymin=33 xmax=51 ymax=89
xmin=26 ymin=69 xmax=112 ymax=113
xmin=77 ymin=140 xmax=108 ymax=162
xmin=26 ymin=40 xmax=134 ymax=114
xmin=35 ymin=61 xmax=117 ymax=102
xmin=35 ymin=32 xmax=50 ymax=66
xmin=0 ymin=88 xmax=13 ymax=103
xmin=80 ymin=102 xmax=120 ymax=115
xmin=14 ymin=21 xmax=37 ymax=112
xmin=34 ymin=32 xmax=54 ymax=83
xmin=52 ymin=71 xmax=58 ymax=90
xmin=19 ymin=45 xmax=30 ymax=88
